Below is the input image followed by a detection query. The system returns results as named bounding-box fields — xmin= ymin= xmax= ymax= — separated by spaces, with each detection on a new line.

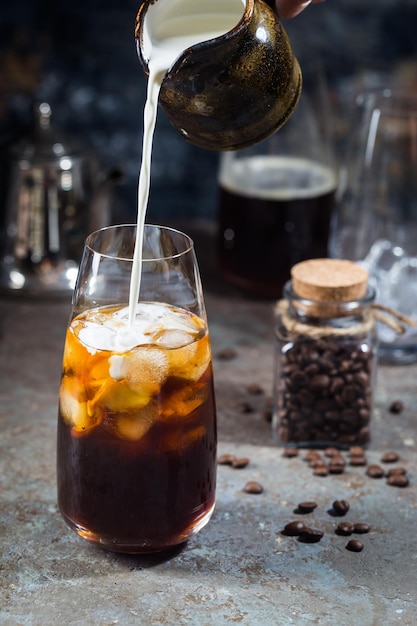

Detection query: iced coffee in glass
xmin=57 ymin=224 xmax=217 ymax=553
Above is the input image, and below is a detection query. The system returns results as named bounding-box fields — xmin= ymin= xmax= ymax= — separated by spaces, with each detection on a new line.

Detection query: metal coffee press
xmin=0 ymin=103 xmax=99 ymax=297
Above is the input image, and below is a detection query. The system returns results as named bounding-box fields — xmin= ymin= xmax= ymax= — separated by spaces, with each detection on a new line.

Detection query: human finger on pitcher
xmin=275 ymin=0 xmax=325 ymax=19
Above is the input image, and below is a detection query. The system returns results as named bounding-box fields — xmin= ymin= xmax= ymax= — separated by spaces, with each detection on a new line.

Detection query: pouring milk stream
xmin=128 ymin=0 xmax=246 ymax=325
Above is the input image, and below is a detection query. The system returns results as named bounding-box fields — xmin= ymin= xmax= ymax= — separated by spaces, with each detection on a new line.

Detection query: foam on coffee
xmin=219 ymin=155 xmax=337 ymax=201
xmin=77 ymin=302 xmax=203 ymax=354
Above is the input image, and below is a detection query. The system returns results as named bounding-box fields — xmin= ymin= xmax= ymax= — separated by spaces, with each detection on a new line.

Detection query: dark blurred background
xmin=1 ymin=0 xmax=417 ymax=225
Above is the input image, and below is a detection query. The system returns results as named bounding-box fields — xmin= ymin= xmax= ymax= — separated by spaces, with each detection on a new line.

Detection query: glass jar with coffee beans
xmin=273 ymin=259 xmax=377 ymax=449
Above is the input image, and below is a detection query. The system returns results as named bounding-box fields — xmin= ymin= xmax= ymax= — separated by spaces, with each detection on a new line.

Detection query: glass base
xmin=60 ymin=501 xmax=216 ymax=554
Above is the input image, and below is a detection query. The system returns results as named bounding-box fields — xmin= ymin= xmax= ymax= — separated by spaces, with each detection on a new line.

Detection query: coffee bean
xmin=324 ymin=447 xmax=339 ymax=457
xmin=231 ymin=457 xmax=250 ymax=469
xmin=246 ymin=383 xmax=264 ymax=395
xmin=350 ymin=456 xmax=367 ymax=467
xmin=296 ymin=501 xmax=318 ymax=514
xmin=332 ymin=500 xmax=350 ymax=516
xmin=310 ymin=374 xmax=331 ymax=391
xmin=313 ymin=465 xmax=329 ymax=477
xmin=331 ymin=454 xmax=346 ymax=466
xmin=381 ymin=451 xmax=400 ymax=463
xmin=243 ymin=481 xmax=264 ymax=494
xmin=353 ymin=523 xmax=371 ymax=534
xmin=387 ymin=474 xmax=409 ymax=488
xmin=328 ymin=462 xmax=345 ymax=475
xmin=386 ymin=467 xmax=407 ymax=477
xmin=366 ymin=464 xmax=385 ymax=478
xmin=238 ymin=401 xmax=255 ymax=414
xmin=218 ymin=453 xmax=236 ymax=465
xmin=304 ymin=451 xmax=322 ymax=463
xmin=346 ymin=539 xmax=364 ymax=552
xmin=282 ymin=520 xmax=306 ymax=536
xmin=310 ymin=458 xmax=326 ymax=469
xmin=298 ymin=527 xmax=324 ymax=543
xmin=349 ymin=446 xmax=365 ymax=456
xmin=389 ymin=400 xmax=404 ymax=414
xmin=217 ymin=347 xmax=238 ymax=360
xmin=283 ymin=447 xmax=299 ymax=458
xmin=336 ymin=522 xmax=354 ymax=536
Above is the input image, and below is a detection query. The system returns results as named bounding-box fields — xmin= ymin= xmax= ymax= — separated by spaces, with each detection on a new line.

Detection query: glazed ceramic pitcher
xmin=135 ymin=0 xmax=302 ymax=151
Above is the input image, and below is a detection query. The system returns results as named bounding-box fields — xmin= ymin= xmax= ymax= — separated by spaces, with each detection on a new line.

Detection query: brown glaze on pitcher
xmin=135 ymin=0 xmax=302 ymax=151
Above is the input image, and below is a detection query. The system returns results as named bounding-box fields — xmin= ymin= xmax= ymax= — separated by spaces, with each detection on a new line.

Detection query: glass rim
xmin=84 ymin=223 xmax=194 ymax=262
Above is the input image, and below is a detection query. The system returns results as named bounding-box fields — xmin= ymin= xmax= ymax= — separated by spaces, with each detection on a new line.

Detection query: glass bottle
xmin=273 ymin=258 xmax=377 ymax=448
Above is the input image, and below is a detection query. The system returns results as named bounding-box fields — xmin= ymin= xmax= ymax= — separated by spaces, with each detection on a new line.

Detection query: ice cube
xmin=88 ymin=377 xmax=154 ymax=414
xmin=162 ymin=424 xmax=206 ymax=452
xmin=167 ymin=334 xmax=211 ymax=382
xmin=155 ymin=329 xmax=195 ymax=349
xmin=60 ymin=377 xmax=102 ymax=435
xmin=161 ymin=382 xmax=209 ymax=421
xmin=119 ymin=346 xmax=169 ymax=391
xmin=108 ymin=401 xmax=158 ymax=441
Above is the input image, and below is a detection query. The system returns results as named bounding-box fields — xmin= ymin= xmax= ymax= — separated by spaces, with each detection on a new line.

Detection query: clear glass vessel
xmin=57 ymin=224 xmax=217 ymax=553
xmin=273 ymin=276 xmax=377 ymax=449
xmin=330 ymin=88 xmax=417 ymax=363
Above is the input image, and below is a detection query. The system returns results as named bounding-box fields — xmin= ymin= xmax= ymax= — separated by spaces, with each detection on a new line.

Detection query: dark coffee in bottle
xmin=217 ymin=155 xmax=337 ymax=299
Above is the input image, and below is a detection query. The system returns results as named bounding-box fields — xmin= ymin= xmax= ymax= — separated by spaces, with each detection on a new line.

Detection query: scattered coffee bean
xmin=324 ymin=447 xmax=339 ymax=458
xmin=304 ymin=450 xmax=322 ymax=463
xmin=283 ymin=447 xmax=299 ymax=458
xmin=386 ymin=467 xmax=407 ymax=477
xmin=231 ymin=457 xmax=250 ymax=469
xmin=309 ymin=458 xmax=326 ymax=469
xmin=238 ymin=401 xmax=255 ymax=414
xmin=346 ymin=539 xmax=364 ymax=552
xmin=387 ymin=474 xmax=409 ymax=488
xmin=217 ymin=453 xmax=236 ymax=465
xmin=296 ymin=501 xmax=318 ymax=514
xmin=328 ymin=461 xmax=345 ymax=475
xmin=217 ymin=347 xmax=237 ymax=360
xmin=366 ymin=464 xmax=385 ymax=478
xmin=262 ymin=408 xmax=273 ymax=423
xmin=349 ymin=455 xmax=367 ymax=467
xmin=349 ymin=446 xmax=365 ymax=457
xmin=331 ymin=454 xmax=346 ymax=466
xmin=282 ymin=520 xmax=306 ymax=536
xmin=336 ymin=522 xmax=355 ymax=536
xmin=389 ymin=400 xmax=404 ymax=414
xmin=298 ymin=527 xmax=324 ymax=543
xmin=381 ymin=451 xmax=400 ymax=463
xmin=353 ymin=523 xmax=371 ymax=534
xmin=313 ymin=465 xmax=329 ymax=477
xmin=332 ymin=500 xmax=350 ymax=516
xmin=243 ymin=481 xmax=264 ymax=494
xmin=246 ymin=383 xmax=264 ymax=395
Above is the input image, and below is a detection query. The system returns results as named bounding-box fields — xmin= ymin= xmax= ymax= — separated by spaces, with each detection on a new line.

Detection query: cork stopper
xmin=291 ymin=259 xmax=369 ymax=302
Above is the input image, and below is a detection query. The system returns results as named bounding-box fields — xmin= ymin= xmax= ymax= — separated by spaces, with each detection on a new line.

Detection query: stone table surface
xmin=0 ymin=265 xmax=417 ymax=625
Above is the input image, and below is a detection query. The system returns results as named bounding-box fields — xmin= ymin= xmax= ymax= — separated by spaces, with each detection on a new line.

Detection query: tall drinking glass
xmin=330 ymin=89 xmax=417 ymax=364
xmin=57 ymin=224 xmax=217 ymax=553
